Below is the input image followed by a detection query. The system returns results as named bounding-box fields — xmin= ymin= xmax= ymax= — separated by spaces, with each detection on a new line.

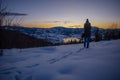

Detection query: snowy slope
xmin=0 ymin=40 xmax=120 ymax=80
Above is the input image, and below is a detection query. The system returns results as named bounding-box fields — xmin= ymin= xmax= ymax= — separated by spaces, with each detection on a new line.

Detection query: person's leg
xmin=86 ymin=36 xmax=90 ymax=48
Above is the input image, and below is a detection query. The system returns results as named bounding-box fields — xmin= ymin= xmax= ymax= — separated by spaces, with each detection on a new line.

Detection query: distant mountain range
xmin=0 ymin=26 xmax=105 ymax=44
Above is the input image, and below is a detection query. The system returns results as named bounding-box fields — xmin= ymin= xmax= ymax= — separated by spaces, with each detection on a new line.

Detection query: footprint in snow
xmin=26 ymin=64 xmax=39 ymax=68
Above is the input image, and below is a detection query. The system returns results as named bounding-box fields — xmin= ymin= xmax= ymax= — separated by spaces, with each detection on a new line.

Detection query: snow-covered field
xmin=0 ymin=40 xmax=120 ymax=80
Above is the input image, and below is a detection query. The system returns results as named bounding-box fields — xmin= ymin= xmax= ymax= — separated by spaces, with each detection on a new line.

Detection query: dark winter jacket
xmin=84 ymin=19 xmax=91 ymax=37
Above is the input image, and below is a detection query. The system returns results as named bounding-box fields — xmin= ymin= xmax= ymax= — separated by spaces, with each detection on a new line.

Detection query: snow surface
xmin=0 ymin=40 xmax=120 ymax=80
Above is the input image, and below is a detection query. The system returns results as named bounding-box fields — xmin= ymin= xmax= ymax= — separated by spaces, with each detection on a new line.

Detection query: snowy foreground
xmin=0 ymin=40 xmax=120 ymax=80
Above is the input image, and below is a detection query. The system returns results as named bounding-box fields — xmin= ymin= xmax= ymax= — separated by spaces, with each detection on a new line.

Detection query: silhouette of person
xmin=83 ymin=19 xmax=91 ymax=48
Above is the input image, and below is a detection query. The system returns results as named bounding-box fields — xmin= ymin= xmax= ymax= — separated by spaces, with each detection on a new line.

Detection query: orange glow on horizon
xmin=21 ymin=21 xmax=120 ymax=29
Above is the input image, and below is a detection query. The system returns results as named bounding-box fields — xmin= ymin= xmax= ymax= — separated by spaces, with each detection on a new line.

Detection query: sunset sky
xmin=5 ymin=0 xmax=120 ymax=28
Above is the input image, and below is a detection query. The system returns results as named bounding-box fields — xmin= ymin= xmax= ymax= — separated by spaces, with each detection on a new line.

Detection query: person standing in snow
xmin=83 ymin=19 xmax=91 ymax=48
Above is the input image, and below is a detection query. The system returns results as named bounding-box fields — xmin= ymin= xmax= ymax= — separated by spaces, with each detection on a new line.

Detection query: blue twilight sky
xmin=4 ymin=0 xmax=120 ymax=28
